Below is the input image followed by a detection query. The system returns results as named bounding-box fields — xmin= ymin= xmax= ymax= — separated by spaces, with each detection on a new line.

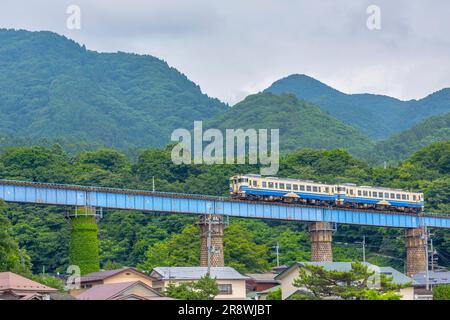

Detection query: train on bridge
xmin=230 ymin=174 xmax=424 ymax=214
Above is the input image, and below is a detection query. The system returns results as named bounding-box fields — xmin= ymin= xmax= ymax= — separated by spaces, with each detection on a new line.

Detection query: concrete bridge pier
xmin=67 ymin=206 xmax=101 ymax=275
xmin=405 ymin=227 xmax=427 ymax=277
xmin=199 ymin=214 xmax=225 ymax=267
xmin=309 ymin=221 xmax=333 ymax=262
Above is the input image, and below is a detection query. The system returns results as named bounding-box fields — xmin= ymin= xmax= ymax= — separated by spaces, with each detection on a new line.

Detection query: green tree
xmin=138 ymin=225 xmax=200 ymax=271
xmin=164 ymin=274 xmax=219 ymax=300
xmin=266 ymin=287 xmax=282 ymax=300
xmin=433 ymin=284 xmax=450 ymax=300
xmin=0 ymin=201 xmax=32 ymax=276
xmin=293 ymin=262 xmax=405 ymax=300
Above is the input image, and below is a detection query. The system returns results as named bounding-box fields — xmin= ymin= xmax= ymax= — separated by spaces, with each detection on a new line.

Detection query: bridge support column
xmin=199 ymin=215 xmax=225 ymax=267
xmin=309 ymin=222 xmax=333 ymax=262
xmin=405 ymin=227 xmax=426 ymax=277
xmin=67 ymin=207 xmax=101 ymax=275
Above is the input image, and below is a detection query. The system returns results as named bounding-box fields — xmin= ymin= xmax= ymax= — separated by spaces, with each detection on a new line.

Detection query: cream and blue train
xmin=230 ymin=174 xmax=424 ymax=213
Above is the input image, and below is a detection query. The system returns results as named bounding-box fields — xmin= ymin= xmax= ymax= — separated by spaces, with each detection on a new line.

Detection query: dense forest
xmin=205 ymin=93 xmax=373 ymax=155
xmin=0 ymin=29 xmax=226 ymax=151
xmin=266 ymin=74 xmax=450 ymax=139
xmin=1 ymin=142 xmax=449 ymax=278
xmin=372 ymin=112 xmax=450 ymax=162
xmin=1 ymin=29 xmax=450 ymax=164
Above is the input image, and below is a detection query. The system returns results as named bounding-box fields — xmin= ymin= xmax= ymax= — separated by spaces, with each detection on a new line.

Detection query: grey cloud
xmin=0 ymin=0 xmax=449 ymax=104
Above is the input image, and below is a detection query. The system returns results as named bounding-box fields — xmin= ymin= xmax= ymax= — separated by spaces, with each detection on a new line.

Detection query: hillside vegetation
xmin=205 ymin=93 xmax=374 ymax=155
xmin=1 ymin=142 xmax=449 ymax=276
xmin=0 ymin=29 xmax=226 ymax=150
xmin=371 ymin=112 xmax=450 ymax=162
xmin=266 ymin=74 xmax=450 ymax=139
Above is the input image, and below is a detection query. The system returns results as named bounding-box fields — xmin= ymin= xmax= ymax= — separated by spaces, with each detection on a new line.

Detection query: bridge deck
xmin=0 ymin=179 xmax=449 ymax=229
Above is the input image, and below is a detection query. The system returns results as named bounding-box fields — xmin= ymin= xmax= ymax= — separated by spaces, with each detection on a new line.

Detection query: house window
xmin=81 ymin=284 xmax=92 ymax=289
xmin=218 ymin=284 xmax=232 ymax=295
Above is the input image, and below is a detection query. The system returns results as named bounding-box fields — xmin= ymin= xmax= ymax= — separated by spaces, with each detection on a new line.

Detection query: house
xmin=412 ymin=271 xmax=450 ymax=300
xmin=70 ymin=267 xmax=155 ymax=297
xmin=76 ymin=280 xmax=171 ymax=300
xmin=275 ymin=262 xmax=415 ymax=300
xmin=0 ymin=272 xmax=57 ymax=300
xmin=150 ymin=267 xmax=250 ymax=300
xmin=246 ymin=272 xmax=280 ymax=292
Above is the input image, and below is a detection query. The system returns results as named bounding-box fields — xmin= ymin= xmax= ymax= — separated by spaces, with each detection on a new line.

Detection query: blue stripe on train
xmin=240 ymin=187 xmax=337 ymax=201
xmin=342 ymin=196 xmax=423 ymax=208
xmin=240 ymin=187 xmax=423 ymax=208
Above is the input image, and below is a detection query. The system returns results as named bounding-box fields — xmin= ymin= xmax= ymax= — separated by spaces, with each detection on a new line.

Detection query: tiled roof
xmin=412 ymin=271 xmax=450 ymax=286
xmin=246 ymin=273 xmax=279 ymax=283
xmin=80 ymin=267 xmax=150 ymax=283
xmin=76 ymin=281 xmax=161 ymax=300
xmin=275 ymin=262 xmax=414 ymax=285
xmin=152 ymin=267 xmax=250 ymax=280
xmin=0 ymin=272 xmax=57 ymax=292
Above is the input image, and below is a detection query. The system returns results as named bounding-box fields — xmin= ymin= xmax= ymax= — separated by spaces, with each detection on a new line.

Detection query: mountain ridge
xmin=265 ymin=74 xmax=450 ymax=139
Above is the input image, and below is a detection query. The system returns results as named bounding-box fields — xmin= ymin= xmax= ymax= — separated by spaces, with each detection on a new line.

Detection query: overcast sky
xmin=1 ymin=0 xmax=449 ymax=104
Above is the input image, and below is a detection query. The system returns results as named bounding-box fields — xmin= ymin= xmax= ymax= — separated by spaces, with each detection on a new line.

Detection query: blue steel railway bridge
xmin=1 ymin=179 xmax=449 ymax=276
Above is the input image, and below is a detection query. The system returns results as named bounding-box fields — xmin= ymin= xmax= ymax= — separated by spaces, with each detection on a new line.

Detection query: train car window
xmin=318 ymin=187 xmax=322 ymax=192
xmin=406 ymin=195 xmax=409 ymax=200
xmin=306 ymin=186 xmax=312 ymax=192
xmin=248 ymin=180 xmax=252 ymax=186
xmin=262 ymin=182 xmax=267 ymax=188
xmin=402 ymin=194 xmax=406 ymax=200
xmin=390 ymin=193 xmax=395 ymax=198
xmin=293 ymin=185 xmax=298 ymax=191
xmin=325 ymin=187 xmax=329 ymax=193
xmin=300 ymin=185 xmax=305 ymax=191
xmin=286 ymin=184 xmax=292 ymax=190
xmin=268 ymin=182 xmax=273 ymax=188
xmin=396 ymin=194 xmax=401 ymax=199
xmin=253 ymin=181 xmax=257 ymax=187
xmin=363 ymin=191 xmax=368 ymax=196
xmin=385 ymin=193 xmax=389 ymax=198
xmin=413 ymin=195 xmax=416 ymax=201
xmin=275 ymin=183 xmax=278 ymax=189
xmin=279 ymin=183 xmax=285 ymax=189
xmin=358 ymin=190 xmax=362 ymax=196
xmin=379 ymin=192 xmax=383 ymax=198
xmin=313 ymin=186 xmax=318 ymax=192
xmin=349 ymin=189 xmax=353 ymax=195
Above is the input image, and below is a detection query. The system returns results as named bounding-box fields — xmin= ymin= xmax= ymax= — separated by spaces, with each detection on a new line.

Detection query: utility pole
xmin=356 ymin=236 xmax=366 ymax=263
xmin=207 ymin=213 xmax=212 ymax=275
xmin=274 ymin=242 xmax=280 ymax=267
xmin=362 ymin=235 xmax=366 ymax=263
xmin=424 ymin=225 xmax=429 ymax=291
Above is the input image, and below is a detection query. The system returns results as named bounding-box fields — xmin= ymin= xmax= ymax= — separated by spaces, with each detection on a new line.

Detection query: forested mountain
xmin=1 ymin=142 xmax=449 ymax=276
xmin=372 ymin=112 xmax=450 ymax=162
xmin=266 ymin=74 xmax=450 ymax=139
xmin=206 ymin=93 xmax=374 ymax=155
xmin=0 ymin=29 xmax=226 ymax=150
